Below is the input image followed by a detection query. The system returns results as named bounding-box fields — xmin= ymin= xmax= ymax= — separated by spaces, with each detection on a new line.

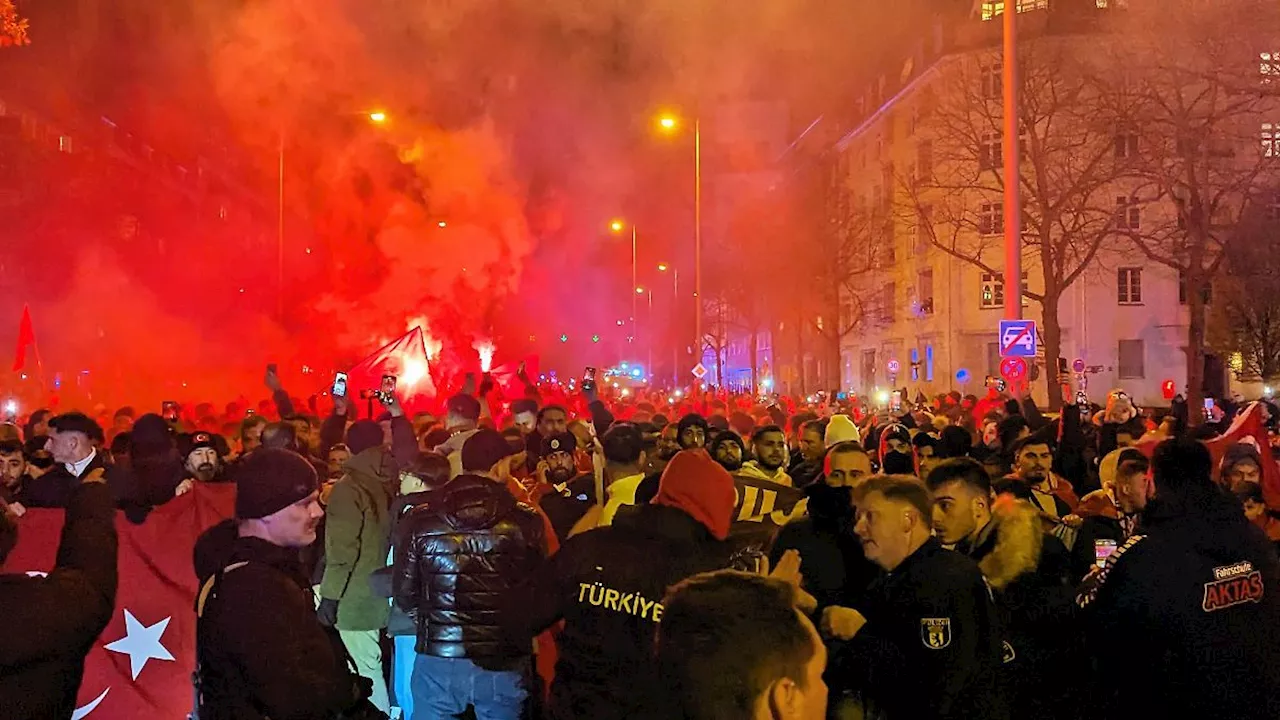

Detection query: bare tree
xmin=1105 ymin=0 xmax=1280 ymax=421
xmin=901 ymin=38 xmax=1126 ymax=409
xmin=1207 ymin=199 xmax=1280 ymax=384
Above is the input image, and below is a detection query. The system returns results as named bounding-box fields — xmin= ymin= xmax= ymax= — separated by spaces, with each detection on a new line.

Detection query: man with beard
xmin=1010 ymin=437 xmax=1079 ymax=519
xmin=676 ymin=413 xmax=709 ymax=450
xmin=325 ymin=443 xmax=351 ymax=483
xmin=538 ymin=432 xmax=596 ymax=540
xmin=740 ymin=425 xmax=793 ymax=487
xmin=172 ymin=432 xmax=229 ymax=498
xmin=709 ymin=433 xmax=746 ymax=473
xmin=0 ymin=440 xmax=31 ymax=508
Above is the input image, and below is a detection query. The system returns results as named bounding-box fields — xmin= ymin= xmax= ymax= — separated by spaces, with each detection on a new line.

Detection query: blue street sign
xmin=956 ymin=368 xmax=971 ymax=384
xmin=999 ymin=319 xmax=1038 ymax=358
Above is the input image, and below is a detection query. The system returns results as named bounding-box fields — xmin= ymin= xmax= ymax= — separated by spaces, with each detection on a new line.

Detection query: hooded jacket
xmin=1078 ymin=484 xmax=1280 ymax=720
xmin=394 ymin=474 xmax=544 ymax=669
xmin=319 ymin=447 xmax=394 ymax=631
xmin=956 ymin=498 xmax=1079 ymax=720
xmin=502 ymin=449 xmax=738 ymax=720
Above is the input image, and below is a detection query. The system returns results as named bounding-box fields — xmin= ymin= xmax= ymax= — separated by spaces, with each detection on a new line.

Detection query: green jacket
xmin=320 ymin=447 xmax=393 ymax=631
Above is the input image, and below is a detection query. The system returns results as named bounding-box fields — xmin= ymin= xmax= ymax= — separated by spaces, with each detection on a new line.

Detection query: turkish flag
xmin=12 ymin=304 xmax=35 ymax=373
xmin=6 ymin=484 xmax=235 ymax=719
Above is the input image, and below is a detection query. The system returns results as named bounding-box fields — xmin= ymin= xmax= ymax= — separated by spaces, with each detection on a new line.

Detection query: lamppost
xmin=610 ymin=219 xmax=638 ymax=345
xmin=656 ymin=112 xmax=701 ymax=371
xmin=658 ymin=263 xmax=678 ymax=386
xmin=637 ymin=285 xmax=653 ymax=382
xmin=278 ymin=110 xmax=389 ymax=319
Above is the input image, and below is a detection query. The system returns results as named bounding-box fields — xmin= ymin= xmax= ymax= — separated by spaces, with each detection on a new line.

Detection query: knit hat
xmin=346 ymin=420 xmax=383 ymax=455
xmin=462 ymin=428 xmax=518 ymax=472
xmin=235 ymin=449 xmax=319 ymax=520
xmin=824 ymin=414 xmax=861 ymax=447
xmin=541 ymin=431 xmax=577 ymax=456
xmin=653 ymin=449 xmax=736 ymax=540
xmin=1220 ymin=441 xmax=1262 ymax=479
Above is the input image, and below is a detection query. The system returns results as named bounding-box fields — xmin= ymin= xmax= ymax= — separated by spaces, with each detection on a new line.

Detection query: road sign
xmin=886 ymin=359 xmax=901 ymax=375
xmin=956 ymin=368 xmax=971 ymax=384
xmin=1071 ymin=357 xmax=1086 ymax=373
xmin=999 ymin=319 xmax=1038 ymax=358
xmin=691 ymin=363 xmax=708 ymax=379
xmin=1000 ymin=357 xmax=1028 ymax=382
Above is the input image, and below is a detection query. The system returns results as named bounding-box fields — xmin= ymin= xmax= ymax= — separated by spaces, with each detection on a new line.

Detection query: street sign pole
xmin=1003 ymin=2 xmax=1022 ymax=322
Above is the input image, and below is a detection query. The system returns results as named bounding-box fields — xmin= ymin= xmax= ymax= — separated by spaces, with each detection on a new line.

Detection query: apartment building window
xmin=925 ymin=343 xmax=935 ymax=382
xmin=980 ymin=63 xmax=1002 ymax=100
xmin=882 ymin=282 xmax=896 ymax=324
xmin=981 ymin=1 xmax=1049 ymax=21
xmin=1115 ymin=196 xmax=1141 ymax=230
xmin=916 ymin=204 xmax=933 ymax=254
xmin=981 ymin=271 xmax=1028 ymax=309
xmin=1268 ymin=192 xmax=1280 ymax=221
xmin=1263 ymin=52 xmax=1280 ymax=84
xmin=1118 ymin=339 xmax=1145 ymax=379
xmin=1265 ymin=123 xmax=1280 ymax=158
xmin=862 ymin=349 xmax=878 ymax=388
xmin=1178 ymin=270 xmax=1212 ymax=305
xmin=979 ymin=133 xmax=1002 ymax=170
xmin=1114 ymin=131 xmax=1139 ymax=159
xmin=918 ymin=270 xmax=935 ymax=315
xmin=979 ymin=202 xmax=1004 ymax=236
xmin=1118 ymin=268 xmax=1142 ymax=304
xmin=916 ymin=140 xmax=934 ymax=183
xmin=981 ymin=273 xmax=1005 ymax=309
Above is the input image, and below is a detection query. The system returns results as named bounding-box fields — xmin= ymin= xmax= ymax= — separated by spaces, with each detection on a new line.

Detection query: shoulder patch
xmin=1076 ymin=533 xmax=1145 ymax=609
xmin=921 ymin=617 xmax=952 ymax=650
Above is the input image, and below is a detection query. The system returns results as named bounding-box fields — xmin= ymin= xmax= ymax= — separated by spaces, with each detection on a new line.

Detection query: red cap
xmin=654 ymin=449 xmax=737 ymax=540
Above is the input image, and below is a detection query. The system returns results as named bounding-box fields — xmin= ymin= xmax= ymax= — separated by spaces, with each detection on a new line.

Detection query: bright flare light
xmin=658 ymin=115 xmax=678 ymax=131
xmin=621 ymin=388 xmax=631 ymax=397
xmin=674 ymin=389 xmax=683 ymax=397
xmin=610 ymin=220 xmax=625 ymax=233
xmin=402 ymin=357 xmax=428 ymax=388
xmin=473 ymin=339 xmax=496 ymax=372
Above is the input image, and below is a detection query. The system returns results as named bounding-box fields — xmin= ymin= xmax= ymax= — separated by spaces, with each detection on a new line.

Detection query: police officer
xmin=194 ymin=449 xmax=381 ymax=719
xmin=1078 ymin=437 xmax=1280 ymax=720
xmin=502 ymin=449 xmax=738 ymax=720
xmin=822 ymin=474 xmax=1006 ymax=720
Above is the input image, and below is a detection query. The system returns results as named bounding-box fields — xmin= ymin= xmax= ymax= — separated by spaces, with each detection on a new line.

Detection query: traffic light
xmin=591 ymin=334 xmax=600 ymax=343
xmin=560 ymin=334 xmax=569 ymax=343
xmin=1161 ymin=379 xmax=1176 ymax=400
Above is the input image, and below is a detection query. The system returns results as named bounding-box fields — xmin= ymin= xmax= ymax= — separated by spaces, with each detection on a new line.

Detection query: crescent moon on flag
xmin=71 ymin=688 xmax=110 ymax=720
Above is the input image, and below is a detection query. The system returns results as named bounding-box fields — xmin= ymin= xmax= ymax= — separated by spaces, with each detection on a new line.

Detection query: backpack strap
xmin=196 ymin=561 xmax=249 ymax=618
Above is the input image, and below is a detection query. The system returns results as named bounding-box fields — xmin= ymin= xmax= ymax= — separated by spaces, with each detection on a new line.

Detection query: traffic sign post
xmin=1071 ymin=358 xmax=1086 ymax=374
xmin=998 ymin=319 xmax=1038 ymax=358
xmin=999 ymin=357 xmax=1028 ymax=383
xmin=886 ymin=359 xmax=901 ymax=376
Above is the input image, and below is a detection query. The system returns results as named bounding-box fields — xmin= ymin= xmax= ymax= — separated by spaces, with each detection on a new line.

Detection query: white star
xmin=104 ymin=610 xmax=175 ymax=680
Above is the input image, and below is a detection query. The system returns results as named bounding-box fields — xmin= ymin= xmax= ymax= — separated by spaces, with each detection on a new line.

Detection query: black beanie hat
xmin=462 ymin=429 xmax=517 ymax=472
xmin=235 ymin=449 xmax=319 ymax=520
xmin=346 ymin=420 xmax=383 ymax=455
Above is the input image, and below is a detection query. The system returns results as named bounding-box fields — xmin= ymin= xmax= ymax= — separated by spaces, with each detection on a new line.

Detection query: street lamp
xmin=658 ymin=263 xmax=679 ymax=386
xmin=655 ymin=111 xmax=702 ymax=371
xmin=278 ymin=109 xmax=390 ymax=319
xmin=610 ymin=220 xmax=639 ymax=345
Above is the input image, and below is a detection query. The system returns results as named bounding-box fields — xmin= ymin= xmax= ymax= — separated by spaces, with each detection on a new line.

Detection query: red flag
xmin=5 ymin=484 xmax=236 ymax=719
xmin=12 ymin=304 xmax=35 ymax=372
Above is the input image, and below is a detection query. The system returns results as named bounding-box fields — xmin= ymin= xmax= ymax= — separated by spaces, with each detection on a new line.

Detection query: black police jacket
xmin=1079 ymin=484 xmax=1280 ymax=720
xmin=846 ymin=537 xmax=1007 ymax=720
xmin=195 ymin=536 xmax=367 ymax=720
xmin=503 ymin=503 xmax=734 ymax=720
xmin=393 ymin=474 xmax=545 ymax=669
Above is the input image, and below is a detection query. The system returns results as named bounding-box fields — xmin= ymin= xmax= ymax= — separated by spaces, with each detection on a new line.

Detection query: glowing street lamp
xmin=368 ymin=111 xmax=388 ymax=124
xmin=610 ymin=219 xmax=639 ymax=343
xmin=654 ymin=110 xmax=702 ymax=369
xmin=610 ymin=219 xmax=625 ymax=233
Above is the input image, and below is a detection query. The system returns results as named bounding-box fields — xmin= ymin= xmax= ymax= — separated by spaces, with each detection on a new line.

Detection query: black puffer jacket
xmin=393 ymin=474 xmax=545 ymax=670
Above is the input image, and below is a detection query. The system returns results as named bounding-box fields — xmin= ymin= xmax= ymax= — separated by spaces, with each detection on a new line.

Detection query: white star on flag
xmin=104 ymin=610 xmax=175 ymax=680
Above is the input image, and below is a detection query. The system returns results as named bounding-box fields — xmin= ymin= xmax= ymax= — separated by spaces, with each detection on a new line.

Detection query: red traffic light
xmin=1161 ymin=379 xmax=1176 ymax=400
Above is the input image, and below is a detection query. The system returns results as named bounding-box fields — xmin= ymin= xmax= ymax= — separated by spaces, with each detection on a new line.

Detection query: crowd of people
xmin=2 ymin=365 xmax=1280 ymax=720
